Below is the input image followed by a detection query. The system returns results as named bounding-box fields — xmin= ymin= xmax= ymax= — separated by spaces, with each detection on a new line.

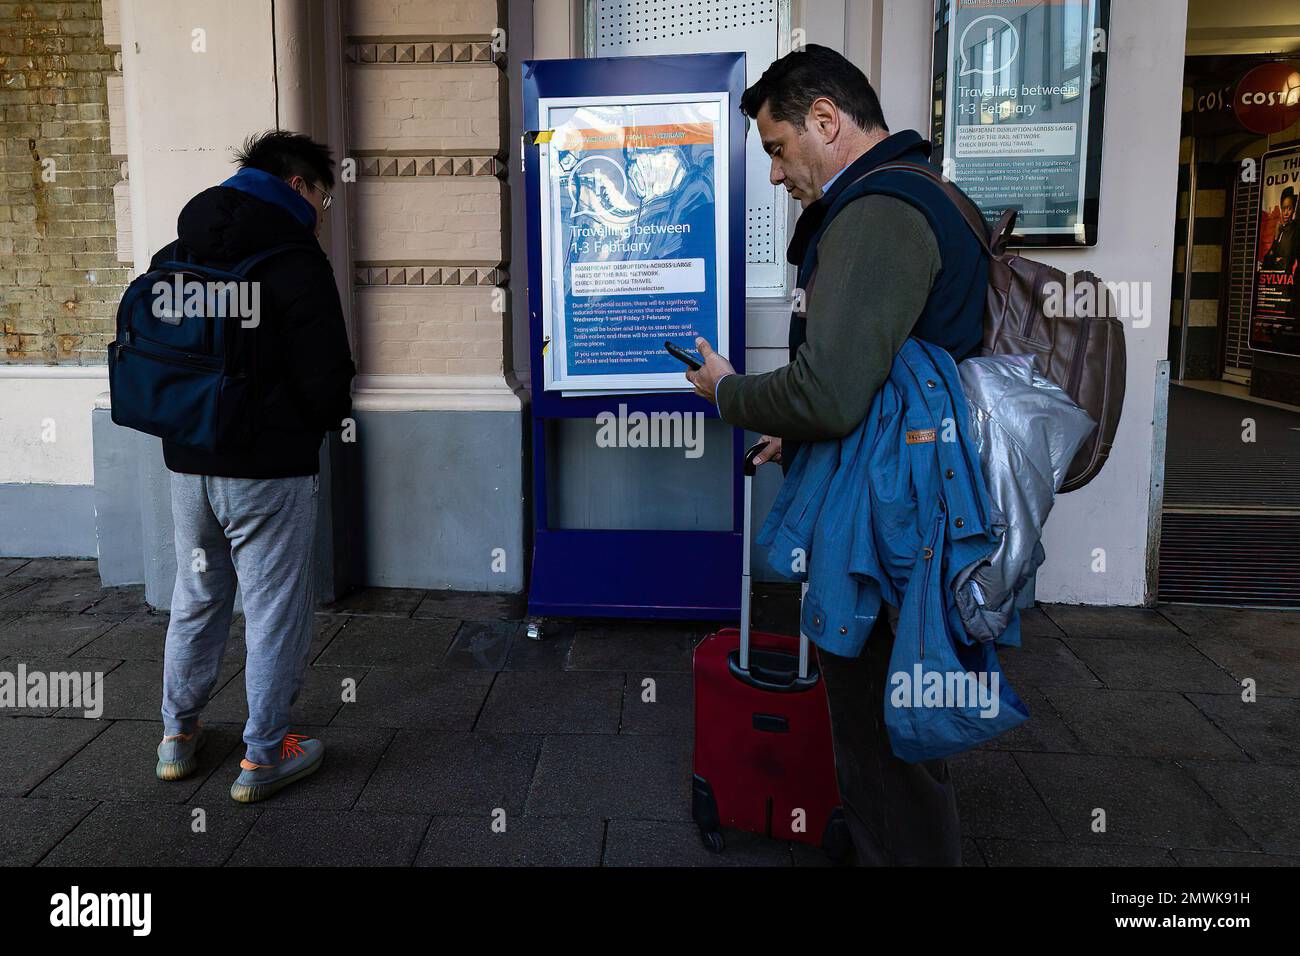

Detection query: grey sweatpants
xmin=161 ymin=471 xmax=318 ymax=766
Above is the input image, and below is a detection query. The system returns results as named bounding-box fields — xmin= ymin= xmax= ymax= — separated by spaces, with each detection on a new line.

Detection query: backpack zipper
xmin=114 ymin=341 xmax=222 ymax=372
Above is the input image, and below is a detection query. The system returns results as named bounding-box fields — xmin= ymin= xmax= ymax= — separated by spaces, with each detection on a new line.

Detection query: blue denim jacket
xmin=757 ymin=338 xmax=1029 ymax=761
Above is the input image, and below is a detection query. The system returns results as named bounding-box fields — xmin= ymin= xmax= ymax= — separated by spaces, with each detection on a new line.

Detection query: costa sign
xmin=1235 ymin=62 xmax=1300 ymax=134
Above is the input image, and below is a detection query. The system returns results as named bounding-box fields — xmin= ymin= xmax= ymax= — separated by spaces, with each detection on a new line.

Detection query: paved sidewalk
xmin=0 ymin=557 xmax=1297 ymax=866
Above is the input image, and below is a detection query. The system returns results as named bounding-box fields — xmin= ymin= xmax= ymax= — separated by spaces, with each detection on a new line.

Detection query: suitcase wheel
xmin=698 ymin=827 xmax=725 ymax=854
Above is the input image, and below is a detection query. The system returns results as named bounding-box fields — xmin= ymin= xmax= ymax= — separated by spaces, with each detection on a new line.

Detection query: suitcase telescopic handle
xmin=739 ymin=440 xmax=809 ymax=681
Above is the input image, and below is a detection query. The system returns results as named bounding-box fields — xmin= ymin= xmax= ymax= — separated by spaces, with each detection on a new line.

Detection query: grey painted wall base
xmin=91 ymin=409 xmax=342 ymax=611
xmin=341 ymin=407 xmax=526 ymax=593
xmin=0 ymin=482 xmax=98 ymax=558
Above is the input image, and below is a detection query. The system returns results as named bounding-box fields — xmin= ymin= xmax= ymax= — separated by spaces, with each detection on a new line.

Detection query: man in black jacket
xmin=153 ymin=131 xmax=356 ymax=803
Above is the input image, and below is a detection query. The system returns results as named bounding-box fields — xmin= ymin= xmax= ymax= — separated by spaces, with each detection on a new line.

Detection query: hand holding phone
xmin=665 ymin=339 xmax=702 ymax=371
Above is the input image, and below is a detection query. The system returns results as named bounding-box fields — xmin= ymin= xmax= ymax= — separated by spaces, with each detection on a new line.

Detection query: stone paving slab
xmin=355 ymin=730 xmax=541 ymax=816
xmin=0 ymin=572 xmax=107 ymax=617
xmin=226 ymin=809 xmax=429 ymax=866
xmin=412 ymin=590 xmax=527 ymax=622
xmin=1159 ymin=604 xmax=1300 ymax=645
xmin=80 ymin=584 xmax=151 ymax=617
xmin=0 ymin=797 xmax=97 ymax=866
xmin=69 ymin=612 xmax=171 ymax=660
xmin=475 ymin=670 xmax=624 ymax=734
xmin=1188 ymin=638 xmax=1300 ymax=697
xmin=1186 ymin=694 xmax=1300 ymax=765
xmin=525 ymin=734 xmax=693 ymax=822
xmin=4 ymin=559 xmax=98 ymax=578
xmin=1181 ymin=762 xmax=1300 ymax=856
xmin=949 ymin=749 xmax=1065 ymax=841
xmin=1042 ymin=688 xmax=1246 ymax=760
xmin=1062 ymin=637 xmax=1242 ymax=694
xmin=997 ymin=636 xmax=1101 ymax=690
xmin=977 ymin=684 xmax=1084 ymax=753
xmin=0 ymin=611 xmax=119 ymax=657
xmin=39 ymin=800 xmax=259 ymax=867
xmin=0 ymin=717 xmax=109 ymax=797
xmin=314 ymin=616 xmax=458 ymax=667
xmin=1014 ymin=752 xmax=1258 ymax=852
xmin=415 ymin=815 xmax=604 ymax=867
xmin=0 ymin=577 xmax=32 ymax=609
xmin=30 ymin=719 xmax=241 ymax=804
xmin=567 ymin=622 xmax=698 ymax=672
xmin=0 ymin=558 xmax=34 ymax=577
xmin=440 ymin=621 xmax=521 ymax=671
xmin=619 ymin=670 xmax=693 ymax=736
xmin=329 ymin=666 xmax=493 ymax=731
xmin=502 ymin=627 xmax=574 ymax=670
xmin=1042 ymin=605 xmax=1188 ymax=642
xmin=1016 ymin=606 xmax=1067 ymax=639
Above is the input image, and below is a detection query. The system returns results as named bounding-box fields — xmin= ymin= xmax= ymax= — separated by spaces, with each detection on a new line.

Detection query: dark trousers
xmin=818 ymin=612 xmax=962 ymax=866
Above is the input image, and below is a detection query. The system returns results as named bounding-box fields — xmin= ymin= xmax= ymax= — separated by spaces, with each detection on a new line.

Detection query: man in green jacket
xmin=687 ymin=45 xmax=986 ymax=866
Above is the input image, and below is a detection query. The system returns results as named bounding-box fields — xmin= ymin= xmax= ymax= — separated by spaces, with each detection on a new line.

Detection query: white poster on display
xmin=537 ymin=92 xmax=730 ymax=393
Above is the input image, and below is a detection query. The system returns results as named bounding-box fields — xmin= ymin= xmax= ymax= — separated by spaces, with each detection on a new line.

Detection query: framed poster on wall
xmin=1249 ymin=144 xmax=1300 ymax=357
xmin=931 ymin=0 xmax=1110 ymax=247
xmin=537 ymin=92 xmax=731 ymax=393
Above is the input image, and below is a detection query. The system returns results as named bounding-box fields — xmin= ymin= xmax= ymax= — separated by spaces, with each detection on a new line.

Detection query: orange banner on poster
xmin=553 ymin=122 xmax=714 ymax=152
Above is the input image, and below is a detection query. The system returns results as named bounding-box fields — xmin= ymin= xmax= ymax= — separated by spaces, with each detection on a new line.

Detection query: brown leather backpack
xmin=870 ymin=162 xmax=1126 ymax=493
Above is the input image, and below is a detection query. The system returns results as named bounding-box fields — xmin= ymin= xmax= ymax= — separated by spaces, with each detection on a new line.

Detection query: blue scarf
xmin=220 ymin=167 xmax=317 ymax=232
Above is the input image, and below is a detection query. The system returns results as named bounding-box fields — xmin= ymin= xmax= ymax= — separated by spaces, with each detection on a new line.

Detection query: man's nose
xmin=769 ymin=162 xmax=784 ymax=186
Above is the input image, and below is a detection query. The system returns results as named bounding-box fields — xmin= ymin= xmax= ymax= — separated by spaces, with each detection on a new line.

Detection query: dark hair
xmin=740 ymin=44 xmax=887 ymax=133
xmin=1282 ymin=187 xmax=1296 ymax=206
xmin=234 ymin=129 xmax=336 ymax=189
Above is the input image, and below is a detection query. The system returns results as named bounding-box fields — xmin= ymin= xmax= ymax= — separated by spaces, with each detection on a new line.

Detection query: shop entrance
xmin=1159 ymin=4 xmax=1300 ymax=607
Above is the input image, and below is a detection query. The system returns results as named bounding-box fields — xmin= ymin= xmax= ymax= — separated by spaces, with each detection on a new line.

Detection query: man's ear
xmin=808 ymin=97 xmax=840 ymax=144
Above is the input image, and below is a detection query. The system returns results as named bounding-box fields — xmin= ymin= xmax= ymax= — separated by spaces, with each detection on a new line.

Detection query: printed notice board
xmin=933 ymin=0 xmax=1110 ymax=246
xmin=537 ymin=93 xmax=731 ymax=392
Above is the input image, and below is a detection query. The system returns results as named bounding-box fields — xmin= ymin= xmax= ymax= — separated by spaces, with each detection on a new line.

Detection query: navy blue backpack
xmin=108 ymin=243 xmax=304 ymax=452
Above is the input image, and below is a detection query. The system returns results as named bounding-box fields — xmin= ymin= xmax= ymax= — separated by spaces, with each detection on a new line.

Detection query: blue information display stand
xmin=522 ymin=52 xmax=748 ymax=621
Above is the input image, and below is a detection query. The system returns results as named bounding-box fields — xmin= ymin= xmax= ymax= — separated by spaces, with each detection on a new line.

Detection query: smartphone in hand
xmin=664 ymin=339 xmax=702 ymax=371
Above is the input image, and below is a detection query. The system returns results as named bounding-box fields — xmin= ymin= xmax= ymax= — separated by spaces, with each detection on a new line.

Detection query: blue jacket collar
xmin=220 ymin=167 xmax=317 ymax=232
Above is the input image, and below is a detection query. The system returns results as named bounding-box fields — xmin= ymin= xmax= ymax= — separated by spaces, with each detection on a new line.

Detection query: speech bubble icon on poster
xmin=958 ymin=14 xmax=1019 ymax=77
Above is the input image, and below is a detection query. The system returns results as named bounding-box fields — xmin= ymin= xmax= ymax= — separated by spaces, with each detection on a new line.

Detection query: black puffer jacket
xmin=150 ymin=186 xmax=356 ymax=478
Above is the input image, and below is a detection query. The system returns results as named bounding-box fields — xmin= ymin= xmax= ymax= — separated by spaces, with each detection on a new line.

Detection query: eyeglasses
xmin=297 ymin=178 xmax=332 ymax=211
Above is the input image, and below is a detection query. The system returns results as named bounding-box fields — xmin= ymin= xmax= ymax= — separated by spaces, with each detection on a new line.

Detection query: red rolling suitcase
xmin=691 ymin=441 xmax=849 ymax=859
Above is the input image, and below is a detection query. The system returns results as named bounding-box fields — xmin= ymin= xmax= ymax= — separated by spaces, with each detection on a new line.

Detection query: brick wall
xmin=0 ymin=0 xmax=128 ymax=364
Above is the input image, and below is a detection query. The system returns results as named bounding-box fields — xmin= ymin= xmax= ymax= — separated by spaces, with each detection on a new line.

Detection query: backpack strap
xmin=848 ymin=161 xmax=1019 ymax=256
xmin=155 ymin=241 xmax=312 ymax=278
xmin=230 ymin=241 xmax=315 ymax=277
